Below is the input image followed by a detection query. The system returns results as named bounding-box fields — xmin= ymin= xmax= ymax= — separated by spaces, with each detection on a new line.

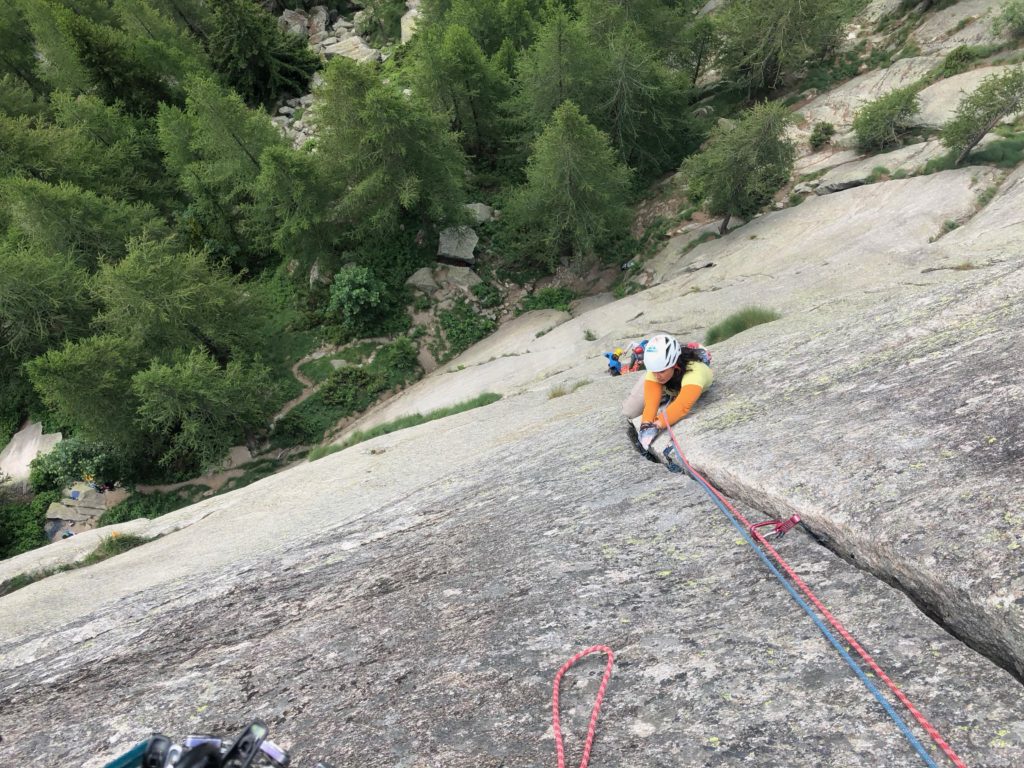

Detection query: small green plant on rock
xmin=437 ymin=298 xmax=497 ymax=361
xmin=471 ymin=281 xmax=502 ymax=309
xmin=809 ymin=121 xmax=836 ymax=150
xmin=584 ymin=329 xmax=597 ymax=341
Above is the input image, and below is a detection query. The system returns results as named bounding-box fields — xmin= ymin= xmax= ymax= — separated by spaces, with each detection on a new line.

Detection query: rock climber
xmin=621 ymin=332 xmax=713 ymax=452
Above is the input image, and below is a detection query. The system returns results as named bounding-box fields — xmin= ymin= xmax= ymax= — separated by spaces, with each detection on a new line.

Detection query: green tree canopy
xmin=0 ymin=244 xmax=94 ymax=358
xmin=504 ymin=100 xmax=632 ymax=271
xmin=316 ymin=57 xmax=467 ymax=240
xmin=207 ymin=0 xmax=319 ymax=109
xmin=132 ymin=350 xmax=277 ymax=469
xmin=682 ymin=101 xmax=796 ymax=233
xmin=411 ymin=23 xmax=510 ymax=162
xmin=942 ymin=67 xmax=1024 ymax=164
xmin=0 ymin=177 xmax=167 ymax=269
xmin=157 ymin=75 xmax=285 ymax=269
xmin=716 ymin=0 xmax=852 ymax=92
xmin=93 ymin=238 xmax=264 ymax=364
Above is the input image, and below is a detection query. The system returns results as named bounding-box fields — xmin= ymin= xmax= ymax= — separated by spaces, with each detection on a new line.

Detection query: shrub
xmin=471 ymin=282 xmax=502 ymax=308
xmin=809 ymin=121 xmax=836 ymax=150
xmin=705 ymin=306 xmax=782 ymax=346
xmin=437 ymin=298 xmax=497 ymax=360
xmin=28 ymin=439 xmax=122 ymax=494
xmin=0 ymin=490 xmax=57 ymax=560
xmin=993 ymin=0 xmax=1024 ymax=38
xmin=370 ymin=336 xmax=421 ymax=389
xmin=852 ymin=85 xmax=921 ymax=151
xmin=520 ymin=286 xmax=576 ymax=313
xmin=326 ymin=264 xmax=388 ymax=337
xmin=270 ymin=392 xmax=344 ymax=447
xmin=320 ymin=367 xmax=383 ymax=412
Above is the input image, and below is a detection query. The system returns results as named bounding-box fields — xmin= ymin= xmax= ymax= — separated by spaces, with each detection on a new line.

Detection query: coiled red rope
xmin=552 ymin=645 xmax=615 ymax=768
xmin=663 ymin=423 xmax=968 ymax=768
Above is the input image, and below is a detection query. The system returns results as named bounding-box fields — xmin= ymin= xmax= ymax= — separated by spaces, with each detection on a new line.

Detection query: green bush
xmin=809 ymin=121 xmax=836 ymax=150
xmin=270 ymin=392 xmax=345 ymax=447
xmin=993 ymin=0 xmax=1024 ymax=38
xmin=937 ymin=45 xmax=984 ymax=78
xmin=320 ymin=367 xmax=383 ymax=412
xmin=852 ymin=85 xmax=921 ymax=151
xmin=520 ymin=286 xmax=576 ymax=313
xmin=28 ymin=439 xmax=122 ymax=494
xmin=705 ymin=306 xmax=782 ymax=346
xmin=471 ymin=282 xmax=502 ymax=308
xmin=437 ymin=298 xmax=497 ymax=360
xmin=370 ymin=336 xmax=421 ymax=389
xmin=0 ymin=490 xmax=57 ymax=560
xmin=326 ymin=264 xmax=387 ymax=338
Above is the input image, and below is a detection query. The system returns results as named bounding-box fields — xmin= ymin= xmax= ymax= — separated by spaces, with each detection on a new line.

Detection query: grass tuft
xmin=307 ymin=392 xmax=502 ymax=460
xmin=705 ymin=306 xmax=781 ymax=346
xmin=548 ymin=380 xmax=589 ymax=399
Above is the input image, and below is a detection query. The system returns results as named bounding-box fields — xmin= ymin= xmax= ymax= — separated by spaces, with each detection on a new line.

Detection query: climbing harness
xmin=552 ymin=646 xmax=615 ymax=768
xmin=661 ymin=423 xmax=969 ymax=768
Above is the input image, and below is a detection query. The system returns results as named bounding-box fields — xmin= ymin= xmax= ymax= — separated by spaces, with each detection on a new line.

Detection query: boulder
xmin=437 ymin=226 xmax=479 ymax=264
xmin=405 ymin=266 xmax=438 ymax=293
xmin=401 ymin=8 xmax=419 ymax=43
xmin=278 ymin=9 xmax=308 ymax=37
xmin=323 ymin=36 xmax=382 ymax=64
xmin=465 ymin=202 xmax=495 ymax=223
xmin=435 ymin=265 xmax=482 ymax=293
xmin=332 ymin=17 xmax=354 ymax=31
xmin=0 ymin=421 xmax=62 ymax=486
xmin=308 ymin=31 xmax=329 ymax=45
xmin=308 ymin=5 xmax=330 ymax=36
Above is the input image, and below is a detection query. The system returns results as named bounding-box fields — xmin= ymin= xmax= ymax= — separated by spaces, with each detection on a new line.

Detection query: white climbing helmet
xmin=643 ymin=333 xmax=681 ymax=373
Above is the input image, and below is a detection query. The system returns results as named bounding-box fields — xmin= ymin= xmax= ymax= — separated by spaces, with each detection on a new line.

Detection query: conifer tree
xmin=412 ymin=24 xmax=510 ymax=161
xmin=27 ymin=333 xmax=146 ymax=453
xmin=132 ymin=350 xmax=277 ymax=468
xmin=157 ymin=75 xmax=285 ymax=269
xmin=207 ymin=0 xmax=319 ymax=109
xmin=93 ymin=238 xmax=263 ymax=364
xmin=54 ymin=9 xmax=181 ymax=114
xmin=504 ymin=100 xmax=632 ymax=270
xmin=0 ymin=1 xmax=44 ymax=94
xmin=942 ymin=66 xmax=1024 ymax=165
xmin=316 ymin=57 xmax=467 ymax=241
xmin=0 ymin=177 xmax=167 ymax=269
xmin=0 ymin=244 xmax=94 ymax=358
xmin=682 ymin=101 xmax=796 ymax=233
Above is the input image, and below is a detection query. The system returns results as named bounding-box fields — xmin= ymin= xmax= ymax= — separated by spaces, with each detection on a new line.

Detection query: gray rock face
xmin=1 ymin=385 xmax=1023 ymax=767
xmin=915 ymin=65 xmax=1016 ymax=128
xmin=800 ymin=56 xmax=942 ymax=131
xmin=911 ymin=0 xmax=1008 ymax=55
xmin=814 ymin=140 xmax=947 ymax=194
xmin=438 ymin=226 xmax=479 ymax=264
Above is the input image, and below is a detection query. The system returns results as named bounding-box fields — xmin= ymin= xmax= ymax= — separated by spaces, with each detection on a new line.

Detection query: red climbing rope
xmin=552 ymin=645 xmax=615 ymax=768
xmin=663 ymin=424 xmax=969 ymax=768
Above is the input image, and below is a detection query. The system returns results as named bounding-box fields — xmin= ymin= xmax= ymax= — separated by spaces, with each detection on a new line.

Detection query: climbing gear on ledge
xmin=661 ymin=421 xmax=968 ymax=768
xmin=102 ymin=719 xmax=333 ymax=768
xmin=552 ymin=646 xmax=615 ymax=768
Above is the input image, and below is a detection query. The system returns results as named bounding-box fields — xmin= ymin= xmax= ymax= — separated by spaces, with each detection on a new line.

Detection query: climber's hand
xmin=638 ymin=422 xmax=659 ymax=452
